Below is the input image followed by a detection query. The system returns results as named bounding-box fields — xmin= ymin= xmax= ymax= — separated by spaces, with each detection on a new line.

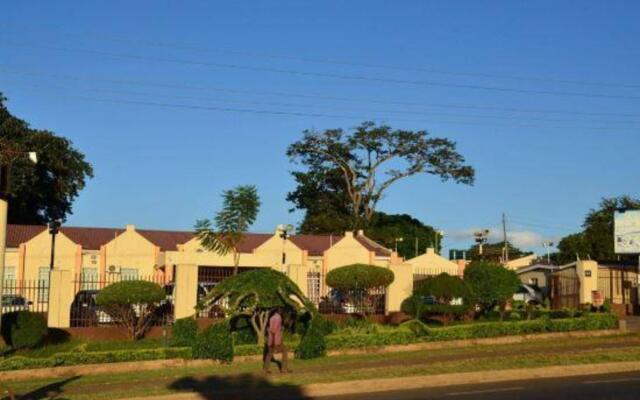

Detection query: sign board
xmin=614 ymin=210 xmax=640 ymax=254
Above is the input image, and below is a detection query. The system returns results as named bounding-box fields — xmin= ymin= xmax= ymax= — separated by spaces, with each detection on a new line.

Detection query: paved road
xmin=320 ymin=371 xmax=640 ymax=400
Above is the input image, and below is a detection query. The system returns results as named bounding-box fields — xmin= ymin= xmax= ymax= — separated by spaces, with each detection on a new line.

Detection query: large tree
xmin=287 ymin=121 xmax=475 ymax=230
xmin=464 ymin=241 xmax=533 ymax=263
xmin=195 ymin=185 xmax=261 ymax=275
xmin=554 ymin=196 xmax=640 ymax=264
xmin=0 ymin=93 xmax=93 ymax=224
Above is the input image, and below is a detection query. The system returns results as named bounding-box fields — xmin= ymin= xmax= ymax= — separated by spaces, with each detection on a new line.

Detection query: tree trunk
xmin=251 ymin=311 xmax=269 ymax=347
xmin=233 ymin=250 xmax=240 ymax=276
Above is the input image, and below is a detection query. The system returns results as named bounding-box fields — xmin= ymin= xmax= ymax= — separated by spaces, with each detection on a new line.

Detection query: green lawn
xmin=4 ymin=333 xmax=640 ymax=400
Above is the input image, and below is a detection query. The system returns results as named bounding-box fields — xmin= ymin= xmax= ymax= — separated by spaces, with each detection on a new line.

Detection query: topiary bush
xmin=296 ymin=315 xmax=327 ymax=359
xmin=464 ymin=261 xmax=520 ymax=317
xmin=230 ymin=316 xmax=258 ymax=345
xmin=326 ymin=264 xmax=395 ymax=291
xmin=192 ymin=321 xmax=234 ymax=362
xmin=414 ymin=273 xmax=473 ymax=302
xmin=96 ymin=280 xmax=166 ymax=340
xmin=170 ymin=317 xmax=198 ymax=347
xmin=0 ymin=311 xmax=48 ymax=349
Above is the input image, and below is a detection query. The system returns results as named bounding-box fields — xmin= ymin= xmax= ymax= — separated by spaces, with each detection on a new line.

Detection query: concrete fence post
xmin=385 ymin=263 xmax=413 ymax=313
xmin=48 ymin=269 xmax=74 ymax=328
xmin=287 ymin=264 xmax=311 ymax=299
xmin=174 ymin=264 xmax=198 ymax=320
xmin=576 ymin=260 xmax=598 ymax=304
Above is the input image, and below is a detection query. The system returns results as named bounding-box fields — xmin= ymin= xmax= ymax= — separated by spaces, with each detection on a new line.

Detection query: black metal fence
xmin=196 ymin=266 xmax=259 ymax=318
xmin=307 ymin=271 xmax=386 ymax=315
xmin=70 ymin=273 xmax=173 ymax=327
xmin=550 ymin=274 xmax=580 ymax=309
xmin=413 ymin=267 xmax=460 ymax=284
xmin=1 ymin=279 xmax=49 ymax=319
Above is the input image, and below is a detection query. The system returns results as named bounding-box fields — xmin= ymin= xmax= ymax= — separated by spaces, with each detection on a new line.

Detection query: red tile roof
xmin=137 ymin=229 xmax=195 ymax=251
xmin=289 ymin=234 xmax=344 ymax=256
xmin=61 ymin=227 xmax=124 ymax=250
xmin=6 ymin=224 xmax=46 ymax=248
xmin=6 ymin=225 xmax=392 ymax=257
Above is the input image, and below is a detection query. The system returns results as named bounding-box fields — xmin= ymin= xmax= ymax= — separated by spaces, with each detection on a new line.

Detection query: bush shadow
xmin=17 ymin=375 xmax=80 ymax=400
xmin=168 ymin=373 xmax=308 ymax=400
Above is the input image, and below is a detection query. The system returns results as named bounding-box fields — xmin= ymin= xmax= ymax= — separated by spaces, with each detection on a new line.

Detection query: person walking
xmin=263 ymin=307 xmax=291 ymax=373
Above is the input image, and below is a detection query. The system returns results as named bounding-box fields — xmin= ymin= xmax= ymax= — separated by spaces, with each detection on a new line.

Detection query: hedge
xmin=0 ymin=347 xmax=191 ymax=371
xmin=0 ymin=314 xmax=618 ymax=371
xmin=1 ymin=311 xmax=48 ymax=349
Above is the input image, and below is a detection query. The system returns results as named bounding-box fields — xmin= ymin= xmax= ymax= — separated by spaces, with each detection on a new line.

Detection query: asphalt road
xmin=320 ymin=371 xmax=640 ymax=400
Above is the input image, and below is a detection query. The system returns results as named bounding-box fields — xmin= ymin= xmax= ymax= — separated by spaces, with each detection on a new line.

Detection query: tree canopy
xmin=554 ymin=196 xmax=640 ymax=264
xmin=287 ymin=121 xmax=474 ymax=230
xmin=325 ymin=264 xmax=395 ymax=291
xmin=414 ymin=273 xmax=472 ymax=303
xmin=0 ymin=93 xmax=93 ymax=224
xmin=464 ymin=241 xmax=533 ymax=263
xmin=195 ymin=185 xmax=261 ymax=275
xmin=463 ymin=261 xmax=520 ymax=315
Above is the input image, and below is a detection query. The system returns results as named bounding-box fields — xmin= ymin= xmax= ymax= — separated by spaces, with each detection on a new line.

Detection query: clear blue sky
xmin=1 ymin=1 xmax=639 ymax=254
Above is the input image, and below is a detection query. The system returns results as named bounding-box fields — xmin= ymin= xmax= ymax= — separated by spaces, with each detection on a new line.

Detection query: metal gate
xmin=550 ymin=274 xmax=580 ymax=309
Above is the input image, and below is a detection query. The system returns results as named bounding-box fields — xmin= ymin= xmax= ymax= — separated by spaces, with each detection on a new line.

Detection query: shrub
xmin=464 ymin=261 xmax=520 ymax=316
xmin=401 ymin=319 xmax=429 ymax=337
xmin=230 ymin=316 xmax=258 ymax=345
xmin=171 ymin=317 xmax=198 ymax=347
xmin=192 ymin=321 xmax=233 ymax=362
xmin=326 ymin=264 xmax=394 ymax=291
xmin=1 ymin=311 xmax=47 ymax=349
xmin=415 ymin=273 xmax=473 ymax=303
xmin=401 ymin=294 xmax=425 ymax=319
xmin=95 ymin=280 xmax=166 ymax=340
xmin=422 ymin=304 xmax=472 ymax=325
xmin=296 ymin=316 xmax=327 ymax=359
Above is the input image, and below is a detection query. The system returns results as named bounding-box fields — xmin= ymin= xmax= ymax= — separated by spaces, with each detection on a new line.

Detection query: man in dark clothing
xmin=263 ymin=308 xmax=291 ymax=373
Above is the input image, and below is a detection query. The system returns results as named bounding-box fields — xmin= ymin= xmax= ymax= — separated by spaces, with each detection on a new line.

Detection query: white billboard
xmin=615 ymin=210 xmax=640 ymax=254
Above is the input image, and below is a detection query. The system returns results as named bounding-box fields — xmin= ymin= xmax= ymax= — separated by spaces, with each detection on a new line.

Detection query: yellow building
xmin=405 ymin=248 xmax=461 ymax=277
xmin=3 ymin=224 xmax=414 ymax=325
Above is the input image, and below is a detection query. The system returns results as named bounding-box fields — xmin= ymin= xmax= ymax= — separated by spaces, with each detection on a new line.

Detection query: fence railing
xmin=550 ymin=274 xmax=580 ymax=309
xmin=307 ymin=271 xmax=386 ymax=315
xmin=413 ymin=267 xmax=460 ymax=284
xmin=70 ymin=274 xmax=173 ymax=327
xmin=196 ymin=266 xmax=259 ymax=318
xmin=1 ymin=279 xmax=49 ymax=318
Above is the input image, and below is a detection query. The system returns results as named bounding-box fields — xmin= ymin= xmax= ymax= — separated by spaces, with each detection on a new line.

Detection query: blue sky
xmin=1 ymin=1 xmax=639 ymax=255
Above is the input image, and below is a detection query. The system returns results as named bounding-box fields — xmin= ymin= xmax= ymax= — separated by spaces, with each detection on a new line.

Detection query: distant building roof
xmin=6 ymin=224 xmax=46 ymax=248
xmin=289 ymin=234 xmax=344 ymax=256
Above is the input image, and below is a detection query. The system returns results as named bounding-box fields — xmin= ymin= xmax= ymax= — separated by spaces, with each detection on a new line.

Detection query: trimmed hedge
xmin=1 ymin=311 xmax=48 ymax=349
xmin=326 ymin=264 xmax=394 ymax=291
xmin=0 ymin=347 xmax=191 ymax=371
xmin=296 ymin=316 xmax=327 ymax=359
xmin=170 ymin=317 xmax=198 ymax=347
xmin=192 ymin=321 xmax=233 ymax=362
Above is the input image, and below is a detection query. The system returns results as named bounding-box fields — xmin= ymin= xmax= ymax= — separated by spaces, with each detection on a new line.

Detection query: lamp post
xmin=473 ymin=229 xmax=490 ymax=259
xmin=48 ymin=220 xmax=61 ymax=271
xmin=277 ymin=224 xmax=294 ymax=266
xmin=0 ymin=151 xmax=37 ymax=340
xmin=542 ymin=241 xmax=554 ymax=265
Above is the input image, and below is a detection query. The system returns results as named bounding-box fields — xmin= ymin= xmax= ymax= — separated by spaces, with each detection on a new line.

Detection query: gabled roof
xmin=137 ymin=229 xmax=195 ymax=251
xmin=355 ymin=234 xmax=392 ymax=257
xmin=6 ymin=224 xmax=46 ymax=248
xmin=235 ymin=233 xmax=273 ymax=253
xmin=61 ymin=226 xmax=124 ymax=250
xmin=289 ymin=234 xmax=344 ymax=256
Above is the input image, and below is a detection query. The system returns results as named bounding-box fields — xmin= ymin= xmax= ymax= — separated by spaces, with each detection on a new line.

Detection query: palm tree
xmin=195 ymin=185 xmax=261 ymax=275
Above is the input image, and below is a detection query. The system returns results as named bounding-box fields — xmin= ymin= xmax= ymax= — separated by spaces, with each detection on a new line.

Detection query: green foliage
xmin=0 ymin=311 xmax=47 ymax=349
xmin=0 ymin=93 xmax=94 ymax=224
xmin=464 ymin=261 xmax=520 ymax=314
xmin=361 ymin=213 xmax=442 ymax=258
xmin=192 ymin=321 xmax=234 ymax=362
xmin=296 ymin=316 xmax=327 ymax=359
xmin=326 ymin=264 xmax=394 ymax=291
xmin=95 ymin=280 xmax=165 ymax=340
xmin=554 ymin=196 xmax=640 ymax=264
xmin=0 ymin=347 xmax=191 ymax=371
xmin=414 ymin=273 xmax=472 ymax=302
xmin=195 ymin=185 xmax=261 ymax=274
xmin=170 ymin=317 xmax=198 ymax=347
xmin=230 ymin=316 xmax=258 ymax=345
xmin=287 ymin=121 xmax=475 ymax=230
xmin=400 ymin=294 xmax=425 ymax=319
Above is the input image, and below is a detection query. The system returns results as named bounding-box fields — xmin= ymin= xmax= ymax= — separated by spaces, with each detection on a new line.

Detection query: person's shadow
xmin=169 ymin=373 xmax=307 ymax=400
xmin=17 ymin=375 xmax=80 ymax=400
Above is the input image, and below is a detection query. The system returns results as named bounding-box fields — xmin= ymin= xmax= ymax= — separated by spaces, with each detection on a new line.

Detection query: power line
xmin=3 ymin=42 xmax=640 ymax=100
xmin=7 ymin=85 xmax=635 ymax=131
xmin=4 ymin=76 xmax=638 ymax=127
xmin=1 ymin=65 xmax=639 ymax=120
xmin=6 ymin=29 xmax=640 ymax=89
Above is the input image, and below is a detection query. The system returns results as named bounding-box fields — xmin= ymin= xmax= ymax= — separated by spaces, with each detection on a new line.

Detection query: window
xmin=120 ymin=268 xmax=139 ymax=281
xmin=38 ymin=267 xmax=50 ymax=303
xmin=3 ymin=266 xmax=16 ymax=287
xmin=81 ymin=268 xmax=98 ymax=290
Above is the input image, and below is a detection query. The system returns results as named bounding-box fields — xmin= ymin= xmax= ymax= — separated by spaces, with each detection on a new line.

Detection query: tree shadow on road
xmin=16 ymin=375 xmax=80 ymax=400
xmin=168 ymin=373 xmax=308 ymax=400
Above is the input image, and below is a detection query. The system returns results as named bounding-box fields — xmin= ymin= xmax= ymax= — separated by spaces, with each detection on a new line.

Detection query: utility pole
xmin=542 ymin=241 xmax=554 ymax=265
xmin=414 ymin=237 xmax=419 ymax=258
xmin=502 ymin=212 xmax=509 ymax=263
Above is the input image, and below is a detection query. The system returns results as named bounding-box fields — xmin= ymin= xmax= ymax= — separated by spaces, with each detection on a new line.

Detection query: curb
xmin=0 ymin=328 xmax=625 ymax=381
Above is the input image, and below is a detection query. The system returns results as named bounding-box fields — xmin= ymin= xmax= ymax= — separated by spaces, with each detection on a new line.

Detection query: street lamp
xmin=277 ymin=224 xmax=294 ymax=265
xmin=394 ymin=237 xmax=404 ymax=253
xmin=474 ymin=229 xmax=490 ymax=257
xmin=0 ymin=150 xmax=37 ymax=340
xmin=542 ymin=241 xmax=554 ymax=265
xmin=48 ymin=220 xmax=62 ymax=271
